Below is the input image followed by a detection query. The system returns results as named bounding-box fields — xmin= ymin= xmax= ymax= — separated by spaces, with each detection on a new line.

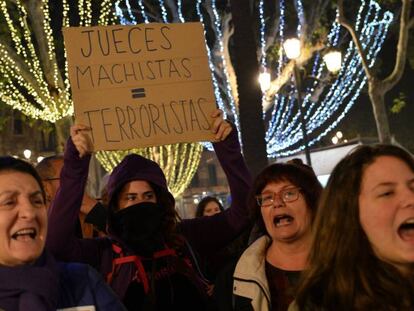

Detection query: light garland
xmin=96 ymin=143 xmax=203 ymax=197
xmin=158 ymin=0 xmax=169 ymax=23
xmin=177 ymin=0 xmax=185 ymax=23
xmin=1 ymin=0 xmax=394 ymax=185
xmin=138 ymin=0 xmax=149 ymax=23
xmin=209 ymin=0 xmax=240 ymax=143
xmin=0 ymin=0 xmax=117 ymax=122
xmin=295 ymin=0 xmax=305 ymax=36
xmin=264 ymin=0 xmax=392 ymax=157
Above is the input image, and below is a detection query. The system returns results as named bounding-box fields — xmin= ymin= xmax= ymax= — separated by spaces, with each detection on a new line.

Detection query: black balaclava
xmin=110 ymin=202 xmax=166 ymax=256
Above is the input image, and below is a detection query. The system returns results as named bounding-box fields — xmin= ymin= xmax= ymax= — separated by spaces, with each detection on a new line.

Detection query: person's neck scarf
xmin=0 ymin=250 xmax=60 ymax=311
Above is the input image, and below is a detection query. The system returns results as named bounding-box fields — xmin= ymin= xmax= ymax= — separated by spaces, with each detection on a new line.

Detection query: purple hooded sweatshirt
xmin=46 ymin=126 xmax=252 ymax=305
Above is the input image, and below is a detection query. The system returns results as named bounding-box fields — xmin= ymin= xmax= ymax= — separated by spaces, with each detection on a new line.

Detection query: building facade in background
xmin=0 ymin=108 xmax=57 ymax=162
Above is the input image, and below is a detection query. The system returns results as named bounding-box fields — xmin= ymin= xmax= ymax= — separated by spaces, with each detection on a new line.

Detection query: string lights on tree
xmin=0 ymin=0 xmax=203 ymax=197
xmin=0 ymin=0 xmax=395 ymax=195
xmin=118 ymin=0 xmax=392 ymax=159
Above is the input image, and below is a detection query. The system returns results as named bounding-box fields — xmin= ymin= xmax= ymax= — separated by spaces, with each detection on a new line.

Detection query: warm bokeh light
xmin=323 ymin=50 xmax=342 ymax=73
xmin=259 ymin=71 xmax=271 ymax=92
xmin=283 ymin=38 xmax=301 ymax=60
xmin=23 ymin=149 xmax=32 ymax=159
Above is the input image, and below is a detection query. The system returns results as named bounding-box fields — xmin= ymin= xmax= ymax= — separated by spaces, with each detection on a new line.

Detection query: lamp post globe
xmin=323 ymin=49 xmax=342 ymax=73
xmin=258 ymin=70 xmax=271 ymax=92
xmin=23 ymin=149 xmax=31 ymax=160
xmin=283 ymin=37 xmax=301 ymax=60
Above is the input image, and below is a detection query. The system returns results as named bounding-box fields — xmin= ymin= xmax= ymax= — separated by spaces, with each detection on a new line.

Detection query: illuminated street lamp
xmin=331 ymin=131 xmax=347 ymax=145
xmin=323 ymin=48 xmax=342 ymax=73
xmin=258 ymin=69 xmax=271 ymax=92
xmin=283 ymin=38 xmax=302 ymax=59
xmin=283 ymin=38 xmax=342 ymax=166
xmin=23 ymin=149 xmax=31 ymax=160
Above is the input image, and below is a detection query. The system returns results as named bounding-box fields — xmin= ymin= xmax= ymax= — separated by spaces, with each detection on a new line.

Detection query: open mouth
xmin=398 ymin=219 xmax=414 ymax=241
xmin=11 ymin=228 xmax=37 ymax=241
xmin=273 ymin=214 xmax=294 ymax=227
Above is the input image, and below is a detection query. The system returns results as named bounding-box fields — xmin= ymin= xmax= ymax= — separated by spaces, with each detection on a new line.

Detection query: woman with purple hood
xmin=46 ymin=109 xmax=252 ymax=310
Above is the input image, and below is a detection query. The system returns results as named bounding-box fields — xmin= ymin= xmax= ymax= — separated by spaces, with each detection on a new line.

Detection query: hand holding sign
xmin=64 ymin=23 xmax=217 ymax=151
xmin=71 ymin=124 xmax=94 ymax=158
xmin=71 ymin=109 xmax=229 ymax=156
xmin=211 ymin=109 xmax=232 ymax=142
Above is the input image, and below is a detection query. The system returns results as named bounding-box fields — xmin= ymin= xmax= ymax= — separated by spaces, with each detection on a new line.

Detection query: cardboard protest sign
xmin=63 ymin=23 xmax=217 ymax=150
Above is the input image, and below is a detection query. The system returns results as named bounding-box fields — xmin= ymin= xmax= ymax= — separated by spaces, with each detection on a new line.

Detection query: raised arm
xmin=46 ymin=125 xmax=107 ymax=267
xmin=180 ymin=110 xmax=253 ymax=256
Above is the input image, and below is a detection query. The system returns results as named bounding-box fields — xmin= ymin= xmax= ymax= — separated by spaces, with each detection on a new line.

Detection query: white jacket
xmin=233 ymin=235 xmax=272 ymax=311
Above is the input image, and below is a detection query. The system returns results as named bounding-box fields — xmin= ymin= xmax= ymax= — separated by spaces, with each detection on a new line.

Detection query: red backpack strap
xmin=153 ymin=248 xmax=176 ymax=259
xmin=107 ymin=243 xmax=180 ymax=294
xmin=107 ymin=243 xmax=152 ymax=293
xmin=106 ymin=243 xmax=124 ymax=284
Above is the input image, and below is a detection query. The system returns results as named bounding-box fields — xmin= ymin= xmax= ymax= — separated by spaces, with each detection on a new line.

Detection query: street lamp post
xmin=292 ymin=61 xmax=312 ymax=166
xmin=283 ymin=38 xmax=342 ymax=166
xmin=283 ymin=38 xmax=312 ymax=166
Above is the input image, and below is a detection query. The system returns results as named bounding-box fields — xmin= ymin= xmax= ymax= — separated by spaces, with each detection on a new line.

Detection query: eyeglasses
xmin=256 ymin=187 xmax=301 ymax=207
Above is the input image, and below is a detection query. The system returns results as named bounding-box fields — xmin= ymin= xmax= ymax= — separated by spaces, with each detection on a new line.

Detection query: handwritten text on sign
xmin=63 ymin=23 xmax=216 ymax=150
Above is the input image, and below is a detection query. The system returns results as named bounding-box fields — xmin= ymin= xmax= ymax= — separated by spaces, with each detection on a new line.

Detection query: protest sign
xmin=63 ymin=23 xmax=217 ymax=150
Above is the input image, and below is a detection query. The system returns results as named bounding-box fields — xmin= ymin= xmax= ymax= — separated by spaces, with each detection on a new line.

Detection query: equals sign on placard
xmin=131 ymin=88 xmax=146 ymax=99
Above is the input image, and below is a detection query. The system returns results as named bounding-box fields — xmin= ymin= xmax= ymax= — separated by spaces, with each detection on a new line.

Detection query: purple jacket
xmin=46 ymin=128 xmax=252 ymax=298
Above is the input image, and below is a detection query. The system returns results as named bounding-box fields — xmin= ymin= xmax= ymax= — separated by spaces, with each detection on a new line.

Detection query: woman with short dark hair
xmin=0 ymin=156 xmax=125 ymax=311
xmin=231 ymin=159 xmax=322 ymax=311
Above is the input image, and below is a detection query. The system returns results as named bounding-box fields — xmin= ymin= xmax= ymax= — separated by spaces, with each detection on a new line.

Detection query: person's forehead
xmin=0 ymin=171 xmax=41 ymax=192
xmin=121 ymin=180 xmax=154 ymax=193
xmin=50 ymin=159 xmax=64 ymax=172
xmin=206 ymin=201 xmax=219 ymax=208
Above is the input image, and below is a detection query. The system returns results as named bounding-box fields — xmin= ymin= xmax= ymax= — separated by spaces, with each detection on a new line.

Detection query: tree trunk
xmin=368 ymin=80 xmax=391 ymax=144
xmin=338 ymin=0 xmax=413 ymax=145
xmin=229 ymin=0 xmax=268 ymax=177
xmin=54 ymin=116 xmax=73 ymax=153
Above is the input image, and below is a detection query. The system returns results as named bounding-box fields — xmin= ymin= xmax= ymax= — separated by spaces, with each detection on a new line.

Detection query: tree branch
xmin=337 ymin=0 xmax=374 ymax=80
xmin=409 ymin=16 xmax=414 ymax=29
xmin=23 ymin=0 xmax=65 ymax=94
xmin=221 ymin=13 xmax=239 ymax=107
xmin=264 ymin=42 xmax=325 ymax=100
xmin=382 ymin=0 xmax=413 ymax=91
xmin=164 ymin=0 xmax=180 ymax=22
xmin=0 ymin=38 xmax=50 ymax=105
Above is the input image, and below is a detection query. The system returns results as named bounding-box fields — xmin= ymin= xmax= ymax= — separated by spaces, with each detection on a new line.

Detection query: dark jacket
xmin=0 ymin=251 xmax=125 ymax=311
xmin=58 ymin=260 xmax=126 ymax=310
xmin=46 ymin=128 xmax=252 ymax=308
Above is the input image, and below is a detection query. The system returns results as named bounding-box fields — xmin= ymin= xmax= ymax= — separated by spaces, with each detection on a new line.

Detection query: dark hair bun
xmin=287 ymin=158 xmax=304 ymax=165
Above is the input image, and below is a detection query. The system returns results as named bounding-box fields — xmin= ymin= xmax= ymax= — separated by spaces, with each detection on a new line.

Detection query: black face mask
xmin=110 ymin=202 xmax=166 ymax=256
